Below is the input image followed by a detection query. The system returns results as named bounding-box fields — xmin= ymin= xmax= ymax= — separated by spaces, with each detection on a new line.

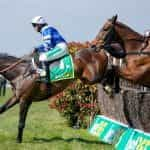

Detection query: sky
xmin=0 ymin=0 xmax=149 ymax=56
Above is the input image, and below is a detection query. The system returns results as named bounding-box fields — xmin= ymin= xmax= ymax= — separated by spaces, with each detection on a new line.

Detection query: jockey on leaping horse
xmin=0 ymin=16 xmax=110 ymax=143
xmin=31 ymin=16 xmax=69 ymax=83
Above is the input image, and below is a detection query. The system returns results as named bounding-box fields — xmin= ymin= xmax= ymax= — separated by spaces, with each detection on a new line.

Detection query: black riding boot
xmin=40 ymin=62 xmax=50 ymax=83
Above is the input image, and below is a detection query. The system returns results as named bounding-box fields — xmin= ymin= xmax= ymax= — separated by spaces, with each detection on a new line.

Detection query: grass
xmin=0 ymin=89 xmax=114 ymax=150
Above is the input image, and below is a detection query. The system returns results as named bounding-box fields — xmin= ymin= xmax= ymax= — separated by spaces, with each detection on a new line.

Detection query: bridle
xmin=103 ymin=25 xmax=116 ymax=44
xmin=93 ymin=21 xmax=118 ymax=52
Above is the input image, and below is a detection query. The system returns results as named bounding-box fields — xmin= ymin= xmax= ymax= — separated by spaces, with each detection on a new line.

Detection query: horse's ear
xmin=111 ymin=14 xmax=118 ymax=24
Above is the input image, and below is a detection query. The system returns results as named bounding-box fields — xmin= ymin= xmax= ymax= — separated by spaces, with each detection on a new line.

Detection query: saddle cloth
xmin=48 ymin=54 xmax=74 ymax=82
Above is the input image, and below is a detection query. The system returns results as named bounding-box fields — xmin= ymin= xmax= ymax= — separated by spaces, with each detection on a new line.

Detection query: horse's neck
xmin=116 ymin=23 xmax=144 ymax=51
xmin=124 ymin=39 xmax=144 ymax=52
xmin=1 ymin=62 xmax=28 ymax=81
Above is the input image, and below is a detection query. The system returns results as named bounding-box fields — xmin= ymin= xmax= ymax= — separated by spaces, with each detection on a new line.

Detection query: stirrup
xmin=36 ymin=70 xmax=49 ymax=83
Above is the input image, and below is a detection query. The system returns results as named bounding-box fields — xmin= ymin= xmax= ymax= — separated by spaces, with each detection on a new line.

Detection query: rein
xmin=95 ymin=44 xmax=150 ymax=56
xmin=126 ymin=51 xmax=150 ymax=55
xmin=0 ymin=53 xmax=32 ymax=74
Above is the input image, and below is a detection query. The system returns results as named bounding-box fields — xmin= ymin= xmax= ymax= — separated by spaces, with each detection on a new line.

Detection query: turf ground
xmin=0 ymin=89 xmax=114 ymax=150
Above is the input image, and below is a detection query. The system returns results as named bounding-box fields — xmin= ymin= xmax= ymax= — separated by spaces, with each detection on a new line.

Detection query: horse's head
xmin=96 ymin=15 xmax=144 ymax=49
xmin=96 ymin=15 xmax=120 ymax=44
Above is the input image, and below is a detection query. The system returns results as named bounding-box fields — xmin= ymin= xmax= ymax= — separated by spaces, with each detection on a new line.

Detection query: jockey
xmin=31 ymin=16 xmax=68 ymax=82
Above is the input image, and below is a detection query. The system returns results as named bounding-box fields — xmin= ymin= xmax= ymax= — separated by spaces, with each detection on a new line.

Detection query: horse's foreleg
xmin=17 ymin=100 xmax=32 ymax=143
xmin=0 ymin=96 xmax=19 ymax=114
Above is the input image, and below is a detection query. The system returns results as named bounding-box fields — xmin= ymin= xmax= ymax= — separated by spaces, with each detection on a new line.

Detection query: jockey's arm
xmin=35 ymin=26 xmax=52 ymax=53
xmin=36 ymin=26 xmax=68 ymax=61
xmin=36 ymin=36 xmax=68 ymax=62
xmin=35 ymin=38 xmax=52 ymax=53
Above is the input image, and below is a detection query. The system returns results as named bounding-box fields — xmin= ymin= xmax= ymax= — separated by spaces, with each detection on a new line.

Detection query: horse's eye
xmin=103 ymin=26 xmax=110 ymax=31
xmin=103 ymin=23 xmax=112 ymax=31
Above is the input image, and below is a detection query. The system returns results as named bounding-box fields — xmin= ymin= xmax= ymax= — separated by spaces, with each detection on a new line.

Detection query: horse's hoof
xmin=72 ymin=125 xmax=80 ymax=129
xmin=16 ymin=139 xmax=22 ymax=143
xmin=0 ymin=106 xmax=5 ymax=114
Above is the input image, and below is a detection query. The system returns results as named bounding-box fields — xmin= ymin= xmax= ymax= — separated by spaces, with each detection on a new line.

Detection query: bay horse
xmin=0 ymin=45 xmax=107 ymax=143
xmin=96 ymin=15 xmax=150 ymax=87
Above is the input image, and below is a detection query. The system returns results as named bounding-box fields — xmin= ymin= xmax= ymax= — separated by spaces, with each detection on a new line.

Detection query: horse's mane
xmin=114 ymin=20 xmax=144 ymax=39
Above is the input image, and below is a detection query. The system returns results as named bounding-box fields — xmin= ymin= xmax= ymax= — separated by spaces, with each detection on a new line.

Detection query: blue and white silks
xmin=35 ymin=25 xmax=68 ymax=61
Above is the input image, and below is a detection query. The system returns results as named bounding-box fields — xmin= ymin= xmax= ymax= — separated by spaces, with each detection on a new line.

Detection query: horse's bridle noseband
xmin=93 ymin=22 xmax=116 ymax=53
